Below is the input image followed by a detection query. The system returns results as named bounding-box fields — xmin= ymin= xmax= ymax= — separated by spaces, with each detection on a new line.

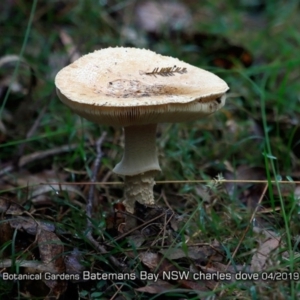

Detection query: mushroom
xmin=55 ymin=47 xmax=229 ymax=214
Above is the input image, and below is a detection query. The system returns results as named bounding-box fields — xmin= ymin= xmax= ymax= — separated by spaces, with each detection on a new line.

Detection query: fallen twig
xmin=0 ymin=141 xmax=96 ymax=177
xmin=83 ymin=132 xmax=127 ymax=271
xmin=86 ymin=132 xmax=107 ymax=231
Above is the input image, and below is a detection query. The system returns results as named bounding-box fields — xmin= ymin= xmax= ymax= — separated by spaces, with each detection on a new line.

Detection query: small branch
xmin=141 ymin=66 xmax=187 ymax=77
xmin=86 ymin=132 xmax=107 ymax=230
xmin=0 ymin=141 xmax=96 ymax=178
xmin=83 ymin=132 xmax=126 ymax=271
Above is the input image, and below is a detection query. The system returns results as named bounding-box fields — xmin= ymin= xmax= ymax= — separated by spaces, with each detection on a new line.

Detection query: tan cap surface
xmin=55 ymin=47 xmax=229 ymax=126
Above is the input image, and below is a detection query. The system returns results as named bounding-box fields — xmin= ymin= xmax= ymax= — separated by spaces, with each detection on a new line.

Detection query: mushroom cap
xmin=55 ymin=47 xmax=229 ymax=127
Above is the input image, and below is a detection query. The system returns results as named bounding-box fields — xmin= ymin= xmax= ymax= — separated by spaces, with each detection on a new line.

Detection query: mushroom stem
xmin=113 ymin=124 xmax=161 ymax=176
xmin=123 ymin=170 xmax=159 ymax=213
xmin=113 ymin=124 xmax=161 ymax=213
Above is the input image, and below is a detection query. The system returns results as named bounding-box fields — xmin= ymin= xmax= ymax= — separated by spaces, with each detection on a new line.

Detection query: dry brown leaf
xmin=64 ymin=248 xmax=85 ymax=277
xmin=0 ymin=197 xmax=55 ymax=234
xmin=139 ymin=252 xmax=160 ymax=270
xmin=139 ymin=251 xmax=177 ymax=275
xmin=0 ymin=197 xmax=24 ymax=214
xmin=38 ymin=230 xmax=65 ymax=270
xmin=250 ymin=237 xmax=280 ymax=272
xmin=127 ymin=234 xmax=146 ymax=248
xmin=8 ymin=217 xmax=55 ymax=235
xmin=37 ymin=230 xmax=67 ymax=298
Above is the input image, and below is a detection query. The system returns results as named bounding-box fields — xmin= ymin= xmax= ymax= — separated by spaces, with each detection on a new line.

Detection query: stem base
xmin=123 ymin=170 xmax=158 ymax=213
